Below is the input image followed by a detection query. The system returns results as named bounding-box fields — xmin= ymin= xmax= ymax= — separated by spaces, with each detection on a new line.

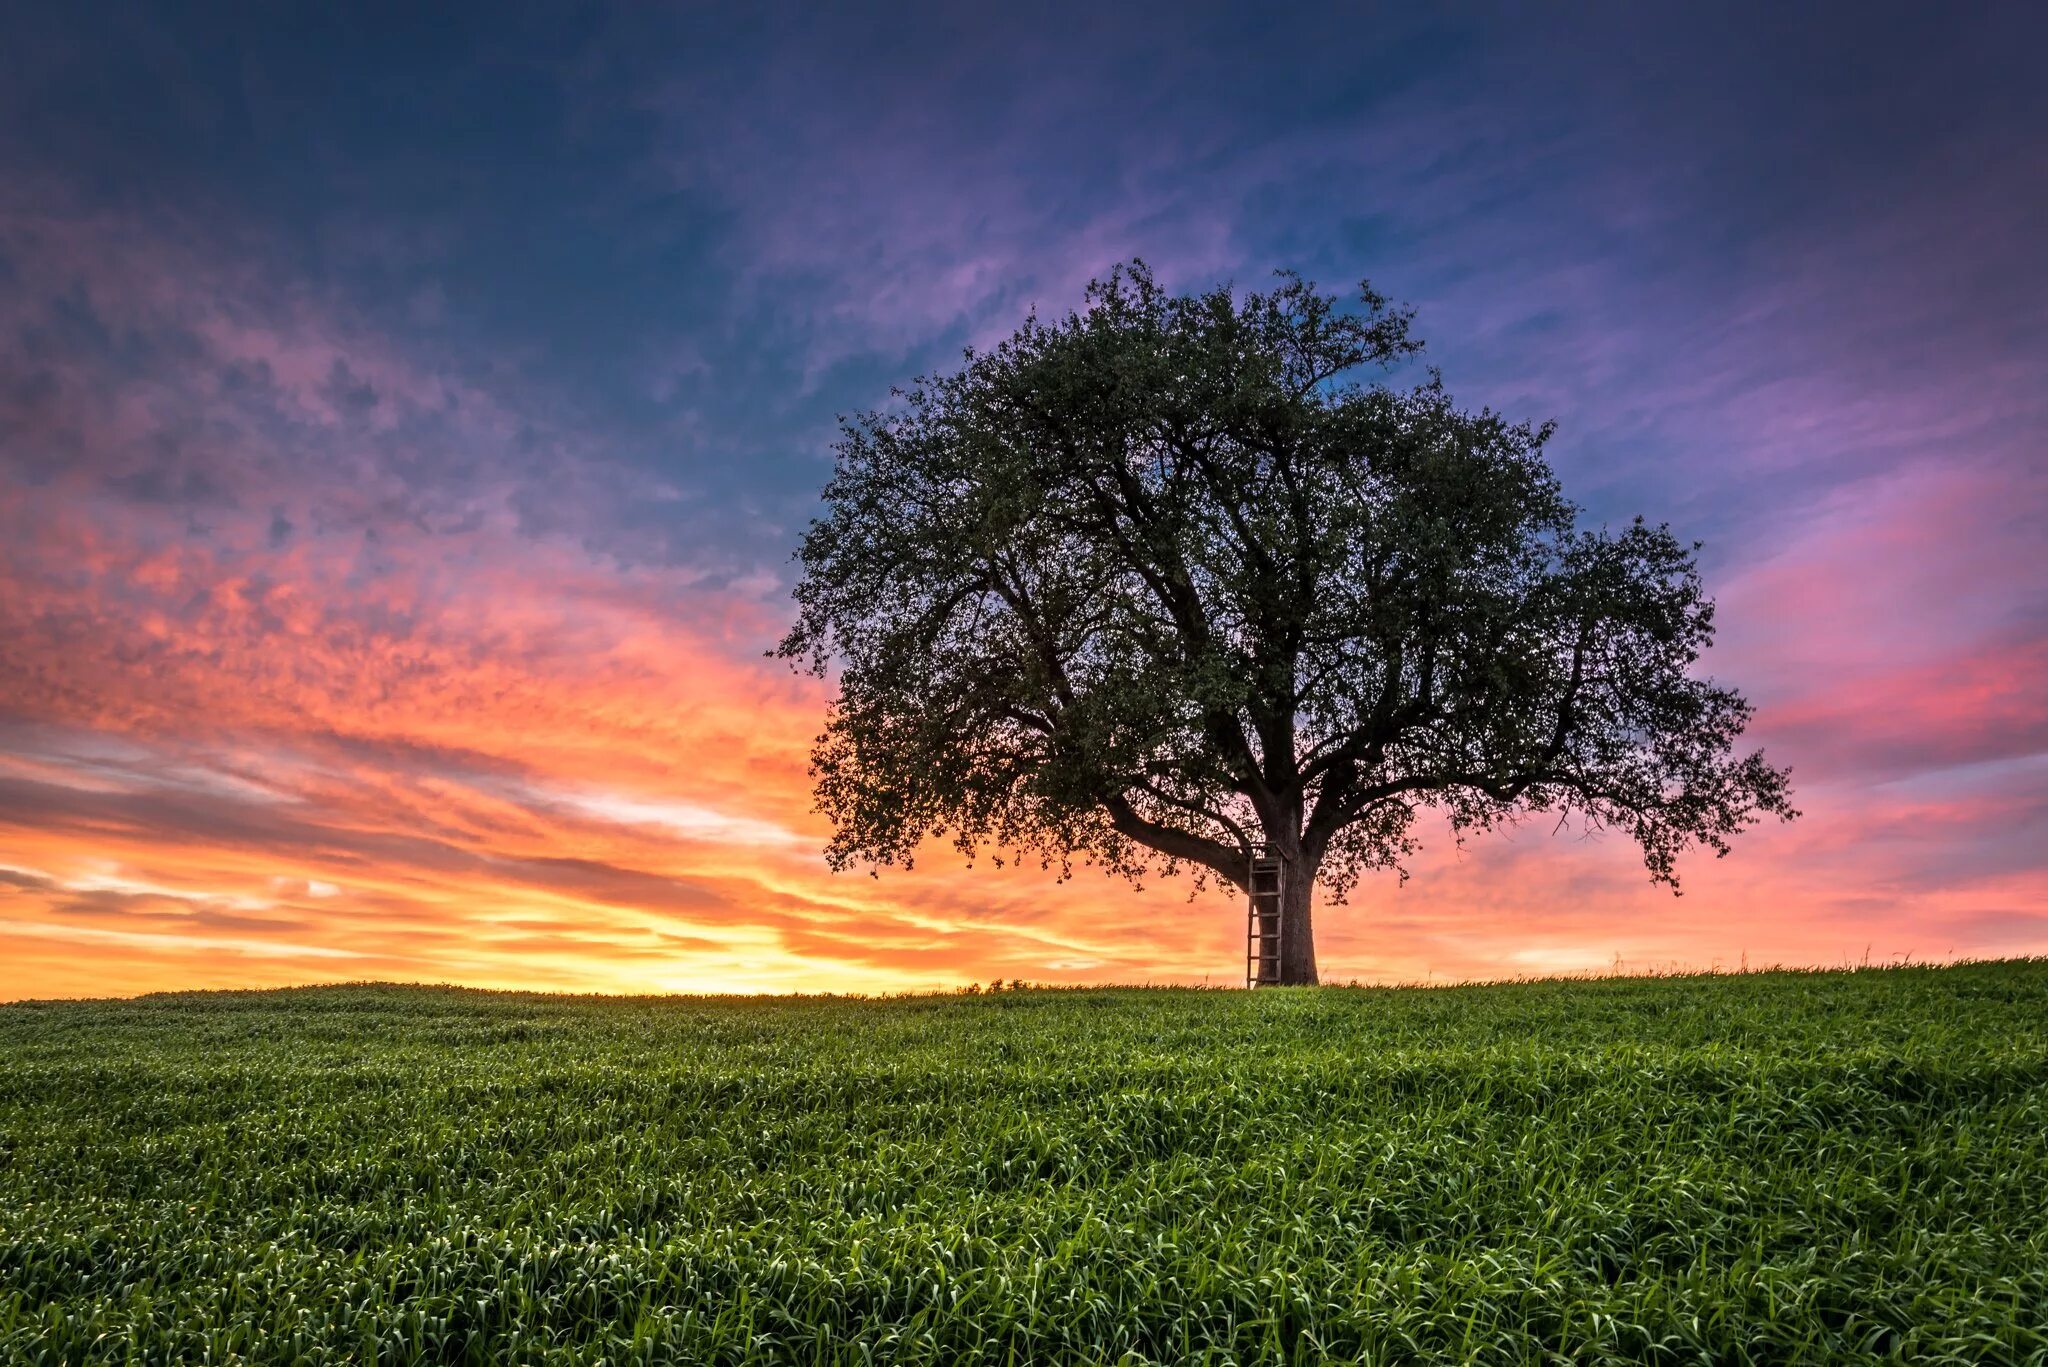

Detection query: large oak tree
xmin=777 ymin=264 xmax=1795 ymax=984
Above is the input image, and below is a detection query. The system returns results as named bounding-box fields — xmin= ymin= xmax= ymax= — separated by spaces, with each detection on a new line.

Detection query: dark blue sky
xmin=8 ymin=3 xmax=2040 ymax=571
xmin=1 ymin=2 xmax=2044 ymax=994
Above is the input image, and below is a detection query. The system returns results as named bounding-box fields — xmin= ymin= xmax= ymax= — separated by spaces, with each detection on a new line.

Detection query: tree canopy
xmin=777 ymin=262 xmax=1796 ymax=983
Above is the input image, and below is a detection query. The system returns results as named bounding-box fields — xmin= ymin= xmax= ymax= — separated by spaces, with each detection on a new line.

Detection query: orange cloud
xmin=1 ymin=207 xmax=2043 ymax=999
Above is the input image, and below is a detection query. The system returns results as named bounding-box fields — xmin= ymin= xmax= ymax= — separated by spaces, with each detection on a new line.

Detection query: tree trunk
xmin=1277 ymin=858 xmax=1319 ymax=985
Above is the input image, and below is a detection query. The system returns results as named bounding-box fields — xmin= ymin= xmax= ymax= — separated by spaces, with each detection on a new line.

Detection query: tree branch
xmin=1100 ymin=794 xmax=1249 ymax=891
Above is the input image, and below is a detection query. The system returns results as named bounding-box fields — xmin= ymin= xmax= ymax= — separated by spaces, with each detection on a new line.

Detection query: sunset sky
xmin=1 ymin=4 xmax=2043 ymax=999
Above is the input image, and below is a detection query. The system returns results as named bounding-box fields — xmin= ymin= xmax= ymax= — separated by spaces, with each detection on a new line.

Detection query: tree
xmin=776 ymin=263 xmax=1796 ymax=985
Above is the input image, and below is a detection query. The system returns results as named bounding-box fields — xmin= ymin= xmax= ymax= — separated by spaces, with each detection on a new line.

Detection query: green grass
xmin=2 ymin=962 xmax=2044 ymax=1364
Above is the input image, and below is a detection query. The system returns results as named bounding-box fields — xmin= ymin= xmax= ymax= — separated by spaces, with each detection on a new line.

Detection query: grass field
xmin=2 ymin=962 xmax=2044 ymax=1364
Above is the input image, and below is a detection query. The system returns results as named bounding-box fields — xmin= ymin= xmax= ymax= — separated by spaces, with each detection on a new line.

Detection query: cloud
xmin=1 ymin=3 xmax=2044 ymax=997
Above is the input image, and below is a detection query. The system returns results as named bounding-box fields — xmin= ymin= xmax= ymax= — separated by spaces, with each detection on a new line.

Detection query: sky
xmin=1 ymin=3 xmax=2043 ymax=999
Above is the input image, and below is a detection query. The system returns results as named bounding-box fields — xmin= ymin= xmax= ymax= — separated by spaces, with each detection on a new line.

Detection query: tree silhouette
xmin=777 ymin=263 xmax=1795 ymax=984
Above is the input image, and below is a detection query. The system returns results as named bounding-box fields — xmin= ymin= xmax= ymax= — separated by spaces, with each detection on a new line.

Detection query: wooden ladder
xmin=1246 ymin=845 xmax=1284 ymax=988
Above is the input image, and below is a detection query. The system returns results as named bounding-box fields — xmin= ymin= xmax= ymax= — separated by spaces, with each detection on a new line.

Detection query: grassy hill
xmin=2 ymin=961 xmax=2044 ymax=1363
